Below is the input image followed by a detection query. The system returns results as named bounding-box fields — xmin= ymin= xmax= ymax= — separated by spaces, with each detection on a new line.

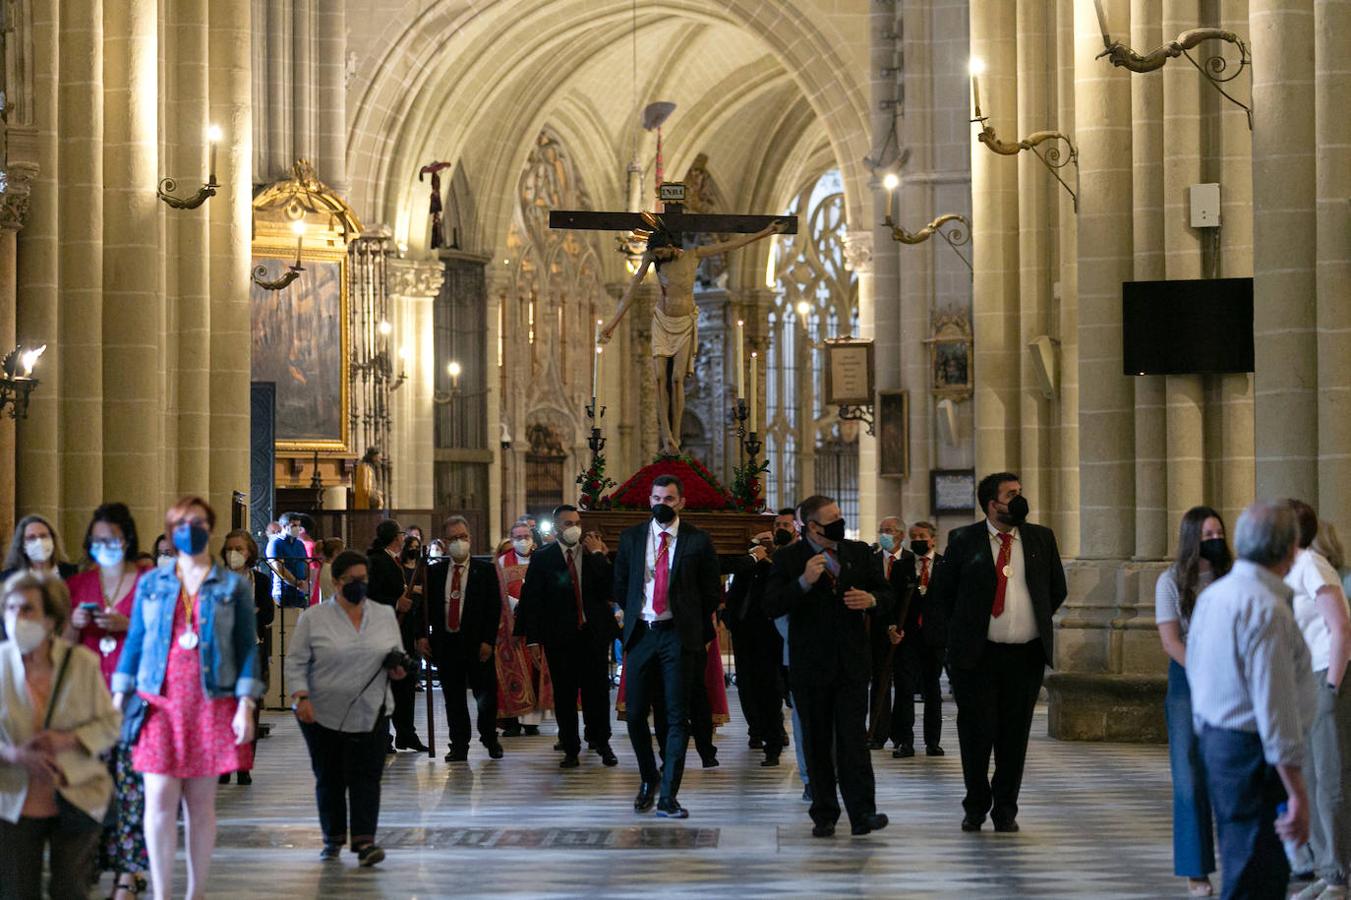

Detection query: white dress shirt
xmin=444 ymin=557 xmax=471 ymax=632
xmin=1286 ymin=548 xmax=1348 ymax=674
xmin=913 ymin=551 xmax=937 ymax=589
xmin=986 ymin=522 xmax=1038 ymax=644
xmin=642 ymin=517 xmax=679 ymax=622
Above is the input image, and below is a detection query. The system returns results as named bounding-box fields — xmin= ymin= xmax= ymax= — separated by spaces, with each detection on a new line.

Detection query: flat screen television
xmin=1122 ymin=277 xmax=1254 ymax=375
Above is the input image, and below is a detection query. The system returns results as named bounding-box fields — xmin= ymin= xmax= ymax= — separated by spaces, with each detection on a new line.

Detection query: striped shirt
xmin=1186 ymin=560 xmax=1315 ymax=766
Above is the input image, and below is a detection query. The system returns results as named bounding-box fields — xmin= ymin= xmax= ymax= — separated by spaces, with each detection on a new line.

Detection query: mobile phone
xmin=79 ymin=602 xmax=100 ymax=612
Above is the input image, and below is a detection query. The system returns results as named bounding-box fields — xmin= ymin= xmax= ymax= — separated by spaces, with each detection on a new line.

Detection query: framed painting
xmin=931 ymin=468 xmax=976 ymax=515
xmin=823 ymin=337 xmax=875 ymax=407
xmin=250 ymin=245 xmax=349 ymax=452
xmin=877 ymin=390 xmax=909 ymax=478
xmin=927 ymin=315 xmax=973 ymax=401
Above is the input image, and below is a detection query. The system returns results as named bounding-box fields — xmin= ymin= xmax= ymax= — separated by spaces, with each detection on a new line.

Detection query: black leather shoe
xmin=748 ymin=737 xmax=764 ymax=749
xmin=553 ymin=740 xmax=565 ymax=751
xmin=356 ymin=843 xmax=385 ymax=867
xmin=852 ymin=813 xmax=888 ymax=836
xmin=634 ymin=782 xmax=656 ymax=813
xmin=961 ymin=815 xmax=983 ymax=832
xmin=500 ymin=724 xmax=523 ymax=738
xmin=523 ymin=724 xmax=540 ymax=736
xmin=444 ymin=747 xmax=468 ymax=762
xmin=395 ymin=735 xmax=429 ymax=753
xmin=559 ymin=753 xmax=580 ymax=769
xmin=700 ymin=753 xmax=719 ymax=769
xmin=802 ymin=784 xmax=813 ymax=803
xmin=485 ymin=742 xmax=504 ymax=759
xmin=236 ymin=770 xmax=252 ymax=785
xmin=319 ymin=843 xmax=342 ymax=861
xmin=656 ymin=798 xmax=688 ymax=819
xmin=993 ymin=819 xmax=1020 ymax=833
xmin=218 ymin=773 xmax=231 ymax=785
xmin=892 ymin=745 xmax=915 ymax=759
xmin=597 ymin=745 xmax=619 ymax=767
xmin=867 ymin=739 xmax=886 ymax=750
xmin=926 ymin=745 xmax=946 ymax=757
xmin=812 ymin=822 xmax=835 ymax=838
xmin=760 ymin=754 xmax=780 ymax=768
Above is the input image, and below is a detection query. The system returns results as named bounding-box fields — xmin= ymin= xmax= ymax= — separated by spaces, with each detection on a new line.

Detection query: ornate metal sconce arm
xmin=837 ymin=404 xmax=875 ymax=437
xmin=974 ymin=121 xmax=1080 ymax=212
xmin=250 ymin=263 xmax=303 ymax=292
xmin=888 ymin=214 xmax=973 ymax=274
xmin=1097 ymin=28 xmax=1253 ymax=129
xmin=156 ymin=177 xmax=218 ymax=210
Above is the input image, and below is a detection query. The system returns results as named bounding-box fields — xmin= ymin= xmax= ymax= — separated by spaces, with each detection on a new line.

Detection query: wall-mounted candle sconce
xmin=252 ymin=219 xmax=306 ymax=292
xmin=881 ymin=173 xmax=973 ymax=273
xmin=433 ymin=361 xmax=461 ymax=406
xmin=0 ymin=343 xmax=46 ymax=419
xmin=158 ymin=124 xmax=221 ymax=210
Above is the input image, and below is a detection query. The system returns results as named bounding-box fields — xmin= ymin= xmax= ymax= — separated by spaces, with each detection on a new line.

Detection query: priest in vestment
xmin=495 ymin=522 xmax=553 ymax=735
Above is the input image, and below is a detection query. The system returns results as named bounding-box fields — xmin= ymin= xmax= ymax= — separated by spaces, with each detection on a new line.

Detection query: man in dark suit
xmin=514 ymin=504 xmax=620 ymax=769
xmin=613 ymin=475 xmax=721 ymax=819
xmin=366 ymin=518 xmax=427 ymax=753
xmin=416 ymin=514 xmax=504 ymax=762
xmin=868 ymin=515 xmax=917 ymax=751
xmin=891 ymin=520 xmax=946 ymax=758
xmin=725 ymin=508 xmax=794 ymax=767
xmin=765 ymin=494 xmax=893 ymax=838
xmin=926 ymin=472 xmax=1067 ymax=833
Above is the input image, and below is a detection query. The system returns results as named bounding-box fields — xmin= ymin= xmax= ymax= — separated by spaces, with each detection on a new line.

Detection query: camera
xmin=382 ymin=649 xmax=415 ymax=672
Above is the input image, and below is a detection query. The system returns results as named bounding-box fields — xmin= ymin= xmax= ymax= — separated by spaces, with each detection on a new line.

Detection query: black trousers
xmin=948 ymin=639 xmax=1045 ymax=824
xmin=1200 ymin=726 xmax=1290 ymax=900
xmin=625 ymin=622 xmax=694 ymax=801
xmin=893 ymin=637 xmax=944 ymax=750
xmin=730 ymin=619 xmax=784 ymax=754
xmin=794 ymin=675 xmax=877 ymax=829
xmin=435 ymin=633 xmax=498 ymax=749
xmin=298 ymin=716 xmax=387 ymax=849
xmin=867 ymin=630 xmax=896 ymax=742
xmin=0 ymin=813 xmax=100 ymax=900
xmin=388 ymin=670 xmax=417 ymax=742
xmin=544 ymin=636 xmax=612 ymax=756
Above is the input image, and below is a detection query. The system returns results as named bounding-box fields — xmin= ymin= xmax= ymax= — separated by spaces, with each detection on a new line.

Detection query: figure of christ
xmin=599 ymin=220 xmax=786 ymax=456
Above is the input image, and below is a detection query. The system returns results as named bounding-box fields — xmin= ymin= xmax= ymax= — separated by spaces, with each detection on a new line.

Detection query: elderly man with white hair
xmin=1187 ymin=500 xmax=1316 ymax=899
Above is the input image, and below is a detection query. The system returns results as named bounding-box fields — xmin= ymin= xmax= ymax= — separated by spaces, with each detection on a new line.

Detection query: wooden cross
xmin=548 ymin=182 xmax=798 ymax=237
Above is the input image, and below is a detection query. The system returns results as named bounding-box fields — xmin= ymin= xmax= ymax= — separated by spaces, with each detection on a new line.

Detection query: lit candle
xmin=594 ymin=346 xmax=603 ymax=412
xmin=882 ymin=172 xmax=899 ymax=225
xmin=749 ymin=351 xmax=758 ymax=433
xmin=290 ymin=219 xmax=305 ymax=267
xmin=1093 ymin=0 xmax=1112 ymax=46
xmin=592 ymin=319 xmax=602 ymax=403
xmin=448 ymin=361 xmax=461 ymax=390
xmin=736 ymin=319 xmax=746 ymax=398
xmin=206 ymin=124 xmax=222 ymax=183
xmin=967 ymin=58 xmax=986 ymax=119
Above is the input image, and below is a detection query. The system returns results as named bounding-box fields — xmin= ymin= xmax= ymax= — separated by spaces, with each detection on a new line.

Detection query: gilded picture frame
xmin=823 ymin=337 xmax=875 ymax=407
xmin=877 ymin=389 xmax=909 ymax=478
xmin=927 ymin=314 xmax=973 ymax=401
xmin=249 ymin=242 xmax=350 ymax=453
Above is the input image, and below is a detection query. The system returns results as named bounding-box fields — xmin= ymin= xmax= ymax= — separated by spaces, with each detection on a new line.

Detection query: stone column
xmin=1130 ymin=0 xmax=1167 ymax=560
xmin=315 ymin=1 xmax=347 ymax=194
xmin=970 ymin=0 xmax=1021 ymax=477
xmin=15 ymin=2 xmax=62 ymax=519
xmin=265 ymin=0 xmax=290 ymax=181
xmin=845 ymin=231 xmax=881 ymax=533
xmin=170 ymin=0 xmax=212 ymax=500
xmin=102 ymin=0 xmax=163 ymax=534
xmin=208 ymin=0 xmax=253 ymax=525
xmin=1315 ymin=0 xmax=1351 ymax=528
xmin=1054 ymin=0 xmax=1081 ymax=556
xmin=386 ymin=258 xmax=443 ymax=508
xmin=291 ymin=0 xmax=314 ymax=165
xmin=1251 ymin=0 xmax=1317 ymax=502
xmin=0 ymin=164 xmax=38 ymax=539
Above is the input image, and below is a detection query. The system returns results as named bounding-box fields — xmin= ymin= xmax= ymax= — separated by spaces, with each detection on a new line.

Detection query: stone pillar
xmin=316 ymin=1 xmax=347 ymax=194
xmin=265 ymin=0 xmax=290 ymax=181
xmin=386 ymin=258 xmax=443 ymax=508
xmin=1130 ymin=0 xmax=1167 ymax=560
xmin=970 ymin=0 xmax=1021 ymax=477
xmin=1315 ymin=0 xmax=1351 ymax=529
xmin=170 ymin=0 xmax=212 ymax=501
xmin=0 ymin=164 xmax=38 ymax=539
xmin=846 ymin=231 xmax=881 ymax=534
xmin=292 ymin=0 xmax=315 ymax=166
xmin=1250 ymin=0 xmax=1317 ymax=502
xmin=208 ymin=0 xmax=253 ymax=525
xmin=1054 ymin=0 xmax=1081 ymax=556
xmin=102 ymin=0 xmax=163 ymax=534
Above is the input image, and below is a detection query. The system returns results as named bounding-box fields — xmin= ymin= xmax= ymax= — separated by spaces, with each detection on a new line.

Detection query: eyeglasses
xmin=90 ymin=539 xmax=125 ymax=550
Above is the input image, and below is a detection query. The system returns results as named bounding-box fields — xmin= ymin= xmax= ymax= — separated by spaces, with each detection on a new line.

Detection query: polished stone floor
xmin=132 ymin=689 xmax=1188 ymax=898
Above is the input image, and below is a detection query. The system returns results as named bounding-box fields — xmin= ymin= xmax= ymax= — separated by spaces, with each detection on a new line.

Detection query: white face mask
xmin=427 ymin=546 xmax=444 ymax=560
xmin=288 ymin=526 xmax=303 ymax=540
xmin=559 ymin=526 xmax=582 ymax=547
xmin=23 ymin=537 xmax=53 ymax=564
xmin=5 ymin=615 xmax=48 ymax=655
xmin=225 ymin=550 xmax=247 ymax=571
xmin=157 ymin=554 xmax=176 ymax=570
xmin=448 ymin=539 xmax=470 ymax=561
xmin=511 ymin=538 xmax=533 ymax=557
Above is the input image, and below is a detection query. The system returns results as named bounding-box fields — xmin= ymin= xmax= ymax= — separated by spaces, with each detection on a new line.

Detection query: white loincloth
xmin=651 ymin=305 xmax=698 ymax=378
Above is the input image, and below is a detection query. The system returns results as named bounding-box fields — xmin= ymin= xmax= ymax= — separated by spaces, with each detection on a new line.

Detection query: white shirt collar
xmin=651 ymin=516 xmax=680 ymax=538
xmin=986 ymin=520 xmax=1020 ymax=541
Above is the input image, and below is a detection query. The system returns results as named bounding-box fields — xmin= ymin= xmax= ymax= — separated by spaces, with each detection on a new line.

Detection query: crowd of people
xmin=1 ymin=473 xmax=1347 ymax=898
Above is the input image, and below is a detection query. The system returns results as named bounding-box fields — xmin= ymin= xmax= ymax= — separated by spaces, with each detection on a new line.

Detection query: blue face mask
xmin=172 ymin=522 xmax=210 ymax=556
xmin=91 ymin=542 xmax=125 ymax=568
xmin=878 ymin=533 xmax=896 ymax=553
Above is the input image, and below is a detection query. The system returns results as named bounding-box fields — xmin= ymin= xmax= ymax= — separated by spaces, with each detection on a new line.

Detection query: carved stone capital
xmin=386 ymin=258 xmax=445 ymax=299
xmin=0 ymin=162 xmax=40 ymax=231
xmin=842 ymin=230 xmax=874 ymax=274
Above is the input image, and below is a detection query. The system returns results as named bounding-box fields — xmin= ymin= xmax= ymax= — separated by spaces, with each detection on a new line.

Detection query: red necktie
xmin=653 ymin=531 xmax=671 ymax=616
xmin=884 ymin=554 xmax=892 ymax=580
xmin=919 ymin=557 xmax=930 ymax=589
xmin=992 ymin=533 xmax=1013 ymax=618
xmin=567 ymin=549 xmax=584 ymax=628
xmin=447 ymin=564 xmax=463 ymax=631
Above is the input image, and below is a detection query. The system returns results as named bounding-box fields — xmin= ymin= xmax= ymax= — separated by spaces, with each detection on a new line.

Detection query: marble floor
xmin=146 ymin=690 xmax=1188 ymax=898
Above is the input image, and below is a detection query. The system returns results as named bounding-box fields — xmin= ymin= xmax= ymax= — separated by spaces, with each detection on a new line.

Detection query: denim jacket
xmin=111 ymin=564 xmax=263 ymax=701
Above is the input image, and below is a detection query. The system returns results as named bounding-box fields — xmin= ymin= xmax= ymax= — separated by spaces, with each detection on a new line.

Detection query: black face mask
xmin=773 ymin=528 xmax=794 ymax=547
xmin=819 ymin=518 xmax=846 ymax=543
xmin=910 ymin=539 xmax=930 ymax=556
xmin=341 ymin=580 xmax=368 ymax=604
xmin=998 ymin=495 xmax=1029 ymax=527
xmin=1198 ymin=538 xmax=1229 ymax=566
xmin=652 ymin=503 xmax=677 ymax=525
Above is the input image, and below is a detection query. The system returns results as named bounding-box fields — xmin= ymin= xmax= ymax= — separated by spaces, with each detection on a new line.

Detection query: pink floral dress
xmin=132 ymin=589 xmax=252 ymax=778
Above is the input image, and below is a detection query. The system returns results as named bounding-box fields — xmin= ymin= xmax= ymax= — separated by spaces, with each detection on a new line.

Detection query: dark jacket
xmin=613 ymin=519 xmax=721 ymax=653
xmin=763 ymin=537 xmax=895 ymax=686
xmin=514 ymin=541 xmax=618 ymax=647
xmin=425 ymin=556 xmax=501 ymax=659
xmin=367 ymin=548 xmax=419 ymax=650
xmin=911 ymin=552 xmax=945 ymax=648
xmin=875 ymin=548 xmax=918 ymax=636
xmin=926 ymin=520 xmax=1067 ymax=669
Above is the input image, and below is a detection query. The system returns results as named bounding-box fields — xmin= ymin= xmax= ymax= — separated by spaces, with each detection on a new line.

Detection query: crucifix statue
xmin=550 ymin=186 xmax=794 ymax=457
